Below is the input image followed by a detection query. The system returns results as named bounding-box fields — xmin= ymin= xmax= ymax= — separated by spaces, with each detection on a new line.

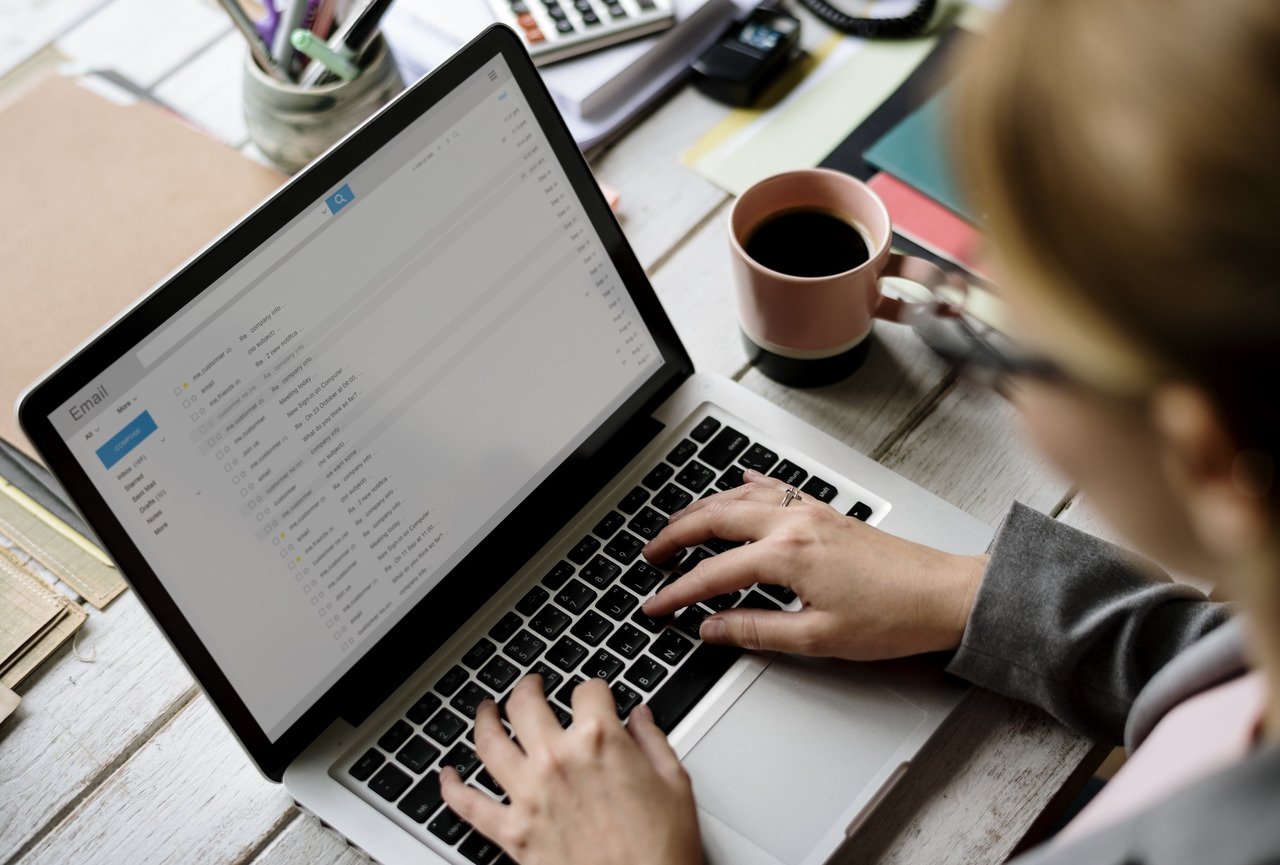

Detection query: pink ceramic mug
xmin=729 ymin=168 xmax=959 ymax=386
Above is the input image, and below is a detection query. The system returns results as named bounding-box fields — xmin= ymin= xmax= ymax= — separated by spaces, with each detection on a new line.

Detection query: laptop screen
xmin=47 ymin=54 xmax=661 ymax=740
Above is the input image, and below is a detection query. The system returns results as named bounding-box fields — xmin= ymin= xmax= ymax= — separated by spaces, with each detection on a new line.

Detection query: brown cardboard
xmin=0 ymin=74 xmax=283 ymax=458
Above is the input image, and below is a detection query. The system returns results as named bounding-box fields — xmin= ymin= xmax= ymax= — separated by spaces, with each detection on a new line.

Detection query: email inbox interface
xmin=55 ymin=59 xmax=659 ymax=739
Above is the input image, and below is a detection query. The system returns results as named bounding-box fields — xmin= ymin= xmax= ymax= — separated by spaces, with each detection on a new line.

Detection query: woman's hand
xmin=641 ymin=470 xmax=987 ymax=660
xmin=440 ymin=675 xmax=701 ymax=865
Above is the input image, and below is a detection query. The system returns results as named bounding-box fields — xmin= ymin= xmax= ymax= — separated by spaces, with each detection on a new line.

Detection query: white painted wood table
xmin=0 ymin=4 xmax=1106 ymax=863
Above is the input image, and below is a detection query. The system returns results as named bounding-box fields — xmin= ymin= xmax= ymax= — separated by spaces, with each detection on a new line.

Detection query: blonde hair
xmin=954 ymin=0 xmax=1280 ymax=482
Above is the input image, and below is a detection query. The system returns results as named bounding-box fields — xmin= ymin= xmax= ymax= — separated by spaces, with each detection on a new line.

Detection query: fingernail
xmin=743 ymin=469 xmax=762 ymax=481
xmin=701 ymin=617 xmax=726 ymax=642
xmin=667 ymin=508 xmax=686 ymax=522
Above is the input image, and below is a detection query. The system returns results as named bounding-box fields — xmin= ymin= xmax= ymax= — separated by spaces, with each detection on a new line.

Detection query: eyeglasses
xmin=901 ymin=279 xmax=1069 ymax=390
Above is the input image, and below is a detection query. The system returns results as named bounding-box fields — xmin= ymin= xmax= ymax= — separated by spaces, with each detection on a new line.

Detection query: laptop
xmin=19 ymin=26 xmax=991 ymax=865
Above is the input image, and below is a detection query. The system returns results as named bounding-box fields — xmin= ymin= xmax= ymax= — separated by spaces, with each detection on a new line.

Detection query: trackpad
xmin=683 ymin=655 xmax=925 ymax=865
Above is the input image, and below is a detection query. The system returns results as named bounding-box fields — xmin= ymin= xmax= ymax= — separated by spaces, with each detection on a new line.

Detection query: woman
xmin=439 ymin=0 xmax=1280 ymax=861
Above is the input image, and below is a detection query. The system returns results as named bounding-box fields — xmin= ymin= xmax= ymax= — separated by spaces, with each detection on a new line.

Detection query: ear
xmin=1150 ymin=384 xmax=1271 ymax=559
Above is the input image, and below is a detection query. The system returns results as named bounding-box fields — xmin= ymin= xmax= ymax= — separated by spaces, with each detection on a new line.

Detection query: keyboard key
xmin=647 ymin=642 xmax=744 ymax=733
xmin=690 ymin=416 xmax=721 ymax=442
xmin=567 ymin=535 xmax=601 ymax=565
xmin=488 ymin=612 xmax=522 ymax=643
xmin=674 ymin=461 xmax=715 ymax=493
xmin=847 ymin=501 xmax=873 ymax=521
xmin=678 ymin=547 xmax=714 ymax=574
xmin=451 ymin=682 xmax=494 ymax=719
xmin=580 ymin=554 xmax=622 ymax=588
xmin=530 ymin=661 xmax=564 ymax=694
xmin=434 ymin=665 xmax=469 ymax=696
xmin=441 ymin=742 xmax=481 ymax=778
xmin=573 ymin=0 xmax=591 ymax=10
xmin=627 ymin=506 xmax=668 ymax=540
xmin=378 ymin=719 xmax=413 ymax=752
xmin=581 ymin=10 xmax=600 ymax=23
xmin=516 ymin=586 xmax=550 ymax=616
xmin=546 ymin=635 xmax=589 ymax=671
xmin=396 ymin=736 xmax=441 ymax=773
xmin=800 ymin=476 xmax=838 ymax=503
xmin=739 ymin=590 xmax=784 ymax=612
xmin=581 ymin=649 xmax=624 ymax=682
xmin=593 ymin=511 xmax=625 ymax=539
xmin=406 ymin=692 xmax=443 ymax=725
xmin=602 ymin=530 xmax=644 ymax=566
xmin=428 ymin=807 xmax=471 ymax=845
xmin=624 ymin=656 xmax=668 ymax=691
xmin=460 ymin=831 xmax=504 ymax=864
xmin=618 ymin=486 xmax=649 ymax=514
xmin=607 ymin=622 xmax=650 ymax=659
xmin=652 ymin=483 xmax=693 ymax=515
xmin=655 ymin=549 xmax=686 ymax=571
xmin=540 ymin=561 xmax=575 ymax=590
xmin=425 ymin=708 xmax=467 ymax=746
xmin=546 ymin=4 xmax=566 ymax=19
xmin=370 ymin=764 xmax=413 ymax=801
xmin=738 ymin=443 xmax=779 ymax=473
xmin=555 ymin=579 xmax=597 ymax=613
xmin=769 ymin=459 xmax=808 ymax=487
xmin=631 ymin=607 xmax=667 ymax=633
xmin=674 ymin=606 xmax=709 ymax=640
xmin=607 ymin=3 xmax=626 ymax=17
xmin=554 ymin=675 xmax=585 ymax=706
xmin=570 ymin=610 xmax=613 ymax=645
xmin=706 ymin=536 xmax=744 ymax=554
xmin=757 ymin=580 xmax=796 ymax=603
xmin=716 ymin=465 xmax=746 ymax=490
xmin=596 ymin=585 xmax=639 ymax=620
xmin=475 ymin=768 xmax=505 ymax=797
xmin=621 ymin=560 xmax=663 ymax=594
xmin=349 ymin=748 xmax=385 ymax=781
xmin=530 ymin=603 xmax=572 ymax=639
xmin=699 ymin=427 xmax=749 ymax=469
xmin=642 ymin=462 xmax=674 ymax=490
xmin=650 ymin=629 xmax=693 ymax=665
xmin=703 ymin=591 xmax=740 ymax=612
xmin=461 ymin=638 xmax=496 ymax=670
xmin=551 ymin=704 xmax=573 ymax=728
xmin=477 ymin=656 xmax=521 ymax=692
xmin=666 ymin=438 xmax=698 ymax=466
xmin=503 ymin=630 xmax=547 ymax=665
xmin=611 ymin=681 xmax=642 ymax=718
xmin=397 ymin=771 xmax=443 ymax=823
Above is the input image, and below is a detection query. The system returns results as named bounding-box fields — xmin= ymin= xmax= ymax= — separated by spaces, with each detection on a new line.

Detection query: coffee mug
xmin=729 ymin=168 xmax=961 ymax=387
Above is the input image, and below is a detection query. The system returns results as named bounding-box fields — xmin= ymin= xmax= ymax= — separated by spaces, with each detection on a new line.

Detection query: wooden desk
xmin=0 ymin=7 xmax=1105 ymax=863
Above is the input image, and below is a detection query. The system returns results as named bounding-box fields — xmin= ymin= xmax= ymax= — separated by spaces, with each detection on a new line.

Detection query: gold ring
xmin=781 ymin=487 xmax=802 ymax=507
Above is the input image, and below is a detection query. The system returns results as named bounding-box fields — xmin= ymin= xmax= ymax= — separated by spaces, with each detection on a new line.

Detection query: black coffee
xmin=744 ymin=209 xmax=870 ymax=278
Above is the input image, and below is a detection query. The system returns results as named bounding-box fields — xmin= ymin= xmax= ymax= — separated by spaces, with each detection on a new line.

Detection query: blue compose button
xmin=96 ymin=411 xmax=157 ymax=469
xmin=326 ymin=183 xmax=355 ymax=214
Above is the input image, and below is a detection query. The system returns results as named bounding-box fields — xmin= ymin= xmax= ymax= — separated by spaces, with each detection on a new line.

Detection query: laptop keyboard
xmin=344 ymin=415 xmax=876 ymax=863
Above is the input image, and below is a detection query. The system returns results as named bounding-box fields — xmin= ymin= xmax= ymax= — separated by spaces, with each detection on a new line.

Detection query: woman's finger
xmin=664 ymin=474 xmax=792 ymax=524
xmin=626 ymin=704 xmax=682 ymax=775
xmin=569 ymin=675 xmax=618 ymax=724
xmin=471 ymin=700 xmax=525 ymax=791
xmin=440 ymin=766 xmax=508 ymax=838
xmin=505 ymin=673 xmax=564 ymax=747
xmin=700 ymin=607 xmax=821 ymax=653
xmin=643 ymin=542 xmax=780 ymax=617
xmin=643 ymin=499 xmax=786 ymax=564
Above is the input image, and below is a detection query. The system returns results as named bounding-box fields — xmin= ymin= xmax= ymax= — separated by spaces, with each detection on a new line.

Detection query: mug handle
xmin=874 ymin=253 xmax=969 ymax=325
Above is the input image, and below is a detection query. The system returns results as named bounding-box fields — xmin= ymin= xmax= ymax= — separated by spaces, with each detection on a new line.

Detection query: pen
xmin=272 ymin=0 xmax=310 ymax=76
xmin=311 ymin=0 xmax=338 ymax=39
xmin=291 ymin=28 xmax=360 ymax=81
xmin=213 ymin=0 xmax=291 ymax=82
xmin=299 ymin=0 xmax=395 ymax=86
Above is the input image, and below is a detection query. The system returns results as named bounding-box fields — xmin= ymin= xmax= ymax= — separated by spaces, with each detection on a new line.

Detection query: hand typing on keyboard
xmin=440 ymin=675 xmax=700 ymax=865
xmin=642 ymin=470 xmax=990 ymax=661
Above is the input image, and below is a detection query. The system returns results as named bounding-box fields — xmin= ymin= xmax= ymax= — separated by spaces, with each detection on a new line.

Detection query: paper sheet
xmin=0 ymin=544 xmax=87 ymax=688
xmin=0 ymin=546 xmax=62 ymax=666
xmin=0 ymin=0 xmax=113 ymax=77
xmin=683 ymin=34 xmax=936 ymax=195
xmin=57 ymin=0 xmax=230 ymax=88
xmin=154 ymin=31 xmax=250 ymax=147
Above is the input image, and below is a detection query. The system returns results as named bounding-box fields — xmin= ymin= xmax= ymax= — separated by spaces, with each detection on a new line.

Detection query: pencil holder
xmin=243 ymin=35 xmax=403 ymax=174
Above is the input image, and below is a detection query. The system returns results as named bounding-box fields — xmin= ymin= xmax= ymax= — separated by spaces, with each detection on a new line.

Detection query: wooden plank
xmin=878 ymin=380 xmax=1070 ymax=526
xmin=0 ymin=591 xmax=194 ymax=861
xmin=590 ymin=88 xmax=730 ymax=273
xmin=249 ymin=813 xmax=367 ymax=865
xmin=736 ymin=324 xmax=952 ymax=456
xmin=18 ymin=696 xmax=293 ymax=865
xmin=834 ymin=689 xmax=1104 ymax=865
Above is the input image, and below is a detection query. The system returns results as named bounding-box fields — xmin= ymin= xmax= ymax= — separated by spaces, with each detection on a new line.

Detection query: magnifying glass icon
xmin=326 ymin=184 xmax=355 ymax=214
xmin=333 ymin=193 xmax=347 ymax=205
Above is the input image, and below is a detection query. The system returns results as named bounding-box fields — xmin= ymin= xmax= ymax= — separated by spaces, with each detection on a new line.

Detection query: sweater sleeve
xmin=945 ymin=502 xmax=1232 ymax=745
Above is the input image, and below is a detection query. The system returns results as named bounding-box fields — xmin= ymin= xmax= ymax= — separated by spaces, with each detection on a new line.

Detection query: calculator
xmin=486 ymin=0 xmax=676 ymax=65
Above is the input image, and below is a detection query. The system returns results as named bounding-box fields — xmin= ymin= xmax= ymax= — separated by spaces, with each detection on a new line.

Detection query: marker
xmin=213 ymin=0 xmax=290 ymax=82
xmin=291 ymin=29 xmax=360 ymax=82
xmin=299 ymin=0 xmax=394 ymax=86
